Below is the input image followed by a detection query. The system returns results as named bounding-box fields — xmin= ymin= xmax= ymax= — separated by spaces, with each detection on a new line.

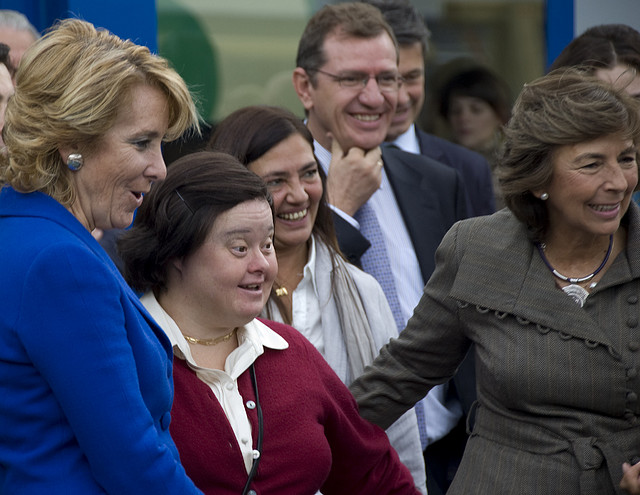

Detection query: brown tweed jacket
xmin=350 ymin=205 xmax=640 ymax=495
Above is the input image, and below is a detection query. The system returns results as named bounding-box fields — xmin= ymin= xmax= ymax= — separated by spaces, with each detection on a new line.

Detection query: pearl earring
xmin=540 ymin=192 xmax=549 ymax=201
xmin=67 ymin=153 xmax=84 ymax=171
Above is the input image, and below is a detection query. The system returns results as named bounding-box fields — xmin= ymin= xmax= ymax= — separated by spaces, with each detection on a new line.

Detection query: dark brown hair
xmin=295 ymin=2 xmax=398 ymax=84
xmin=549 ymin=24 xmax=640 ymax=75
xmin=208 ymin=105 xmax=344 ymax=324
xmin=439 ymin=66 xmax=512 ymax=125
xmin=118 ymin=151 xmax=272 ymax=294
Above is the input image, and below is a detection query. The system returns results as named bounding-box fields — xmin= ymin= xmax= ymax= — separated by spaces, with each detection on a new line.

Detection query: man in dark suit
xmin=292 ymin=5 xmax=469 ymax=489
xmin=363 ymin=0 xmax=495 ymax=218
xmin=361 ymin=2 xmax=490 ymax=493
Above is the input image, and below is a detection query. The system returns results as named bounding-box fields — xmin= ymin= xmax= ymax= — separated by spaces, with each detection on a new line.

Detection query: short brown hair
xmin=118 ymin=151 xmax=272 ymax=294
xmin=295 ymin=2 xmax=398 ymax=84
xmin=497 ymin=67 xmax=640 ymax=241
xmin=0 ymin=18 xmax=199 ymax=206
xmin=549 ymin=24 xmax=640 ymax=75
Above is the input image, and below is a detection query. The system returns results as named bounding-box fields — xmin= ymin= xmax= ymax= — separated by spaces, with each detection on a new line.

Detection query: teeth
xmin=279 ymin=209 xmax=307 ymax=221
xmin=354 ymin=114 xmax=380 ymax=122
xmin=591 ymin=204 xmax=618 ymax=211
xmin=243 ymin=284 xmax=260 ymax=290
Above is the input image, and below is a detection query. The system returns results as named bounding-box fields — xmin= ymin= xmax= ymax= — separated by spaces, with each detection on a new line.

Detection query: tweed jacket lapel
xmin=448 ymin=206 xmax=640 ymax=350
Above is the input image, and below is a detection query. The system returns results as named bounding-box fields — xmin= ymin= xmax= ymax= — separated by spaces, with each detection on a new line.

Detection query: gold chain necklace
xmin=182 ymin=327 xmax=237 ymax=346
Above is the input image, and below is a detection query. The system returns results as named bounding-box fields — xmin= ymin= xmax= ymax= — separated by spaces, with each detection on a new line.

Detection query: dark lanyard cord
xmin=241 ymin=364 xmax=263 ymax=495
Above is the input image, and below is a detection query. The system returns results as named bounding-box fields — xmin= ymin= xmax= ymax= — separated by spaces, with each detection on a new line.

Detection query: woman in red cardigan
xmin=118 ymin=151 xmax=419 ymax=495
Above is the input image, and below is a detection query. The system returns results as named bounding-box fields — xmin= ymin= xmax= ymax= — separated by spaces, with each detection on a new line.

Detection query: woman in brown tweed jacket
xmin=350 ymin=68 xmax=640 ymax=495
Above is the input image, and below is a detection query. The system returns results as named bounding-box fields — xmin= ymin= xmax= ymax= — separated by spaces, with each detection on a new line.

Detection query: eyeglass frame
xmin=311 ymin=68 xmax=404 ymax=92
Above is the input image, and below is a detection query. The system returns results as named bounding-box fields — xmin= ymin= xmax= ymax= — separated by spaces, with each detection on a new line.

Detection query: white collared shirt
xmin=266 ymin=236 xmax=324 ymax=354
xmin=141 ymin=292 xmax=289 ymax=473
xmin=391 ymin=124 xmax=421 ymax=155
xmin=314 ymin=141 xmax=423 ymax=329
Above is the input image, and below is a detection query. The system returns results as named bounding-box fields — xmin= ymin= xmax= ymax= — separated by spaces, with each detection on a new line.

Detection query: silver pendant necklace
xmin=535 ymin=235 xmax=613 ymax=307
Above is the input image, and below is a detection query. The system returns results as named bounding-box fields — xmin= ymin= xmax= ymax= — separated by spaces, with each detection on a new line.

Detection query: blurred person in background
xmin=0 ymin=9 xmax=38 ymax=68
xmin=437 ymin=64 xmax=512 ymax=208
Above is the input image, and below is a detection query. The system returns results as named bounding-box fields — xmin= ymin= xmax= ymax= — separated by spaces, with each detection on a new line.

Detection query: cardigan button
xmin=628 ymin=368 xmax=638 ymax=379
xmin=160 ymin=412 xmax=171 ymax=430
xmin=629 ymin=295 xmax=639 ymax=304
xmin=628 ymin=318 xmax=639 ymax=328
xmin=628 ymin=392 xmax=639 ymax=403
xmin=629 ymin=342 xmax=640 ymax=352
xmin=247 ymin=490 xmax=257 ymax=495
xmin=246 ymin=400 xmax=256 ymax=410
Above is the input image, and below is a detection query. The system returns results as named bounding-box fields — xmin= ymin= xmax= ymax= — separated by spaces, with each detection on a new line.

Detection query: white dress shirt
xmin=391 ymin=124 xmax=421 ymax=155
xmin=266 ymin=236 xmax=323 ymax=353
xmin=141 ymin=292 xmax=289 ymax=473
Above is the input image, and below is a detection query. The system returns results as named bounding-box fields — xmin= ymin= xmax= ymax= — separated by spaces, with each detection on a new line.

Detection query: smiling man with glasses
xmin=292 ymin=4 xmax=470 ymax=493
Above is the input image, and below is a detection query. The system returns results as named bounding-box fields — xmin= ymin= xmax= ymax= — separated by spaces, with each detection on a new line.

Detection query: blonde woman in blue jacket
xmin=0 ymin=19 xmax=202 ymax=494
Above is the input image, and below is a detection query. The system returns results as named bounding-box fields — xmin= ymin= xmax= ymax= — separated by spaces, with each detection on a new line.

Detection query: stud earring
xmin=67 ymin=153 xmax=84 ymax=171
xmin=540 ymin=192 xmax=549 ymax=201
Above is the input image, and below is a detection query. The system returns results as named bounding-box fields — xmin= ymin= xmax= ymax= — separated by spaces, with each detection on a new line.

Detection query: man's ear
xmin=292 ymin=67 xmax=315 ymax=112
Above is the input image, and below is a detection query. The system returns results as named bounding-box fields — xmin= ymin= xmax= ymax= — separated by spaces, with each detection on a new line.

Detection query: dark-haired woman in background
xmin=438 ymin=65 xmax=511 ymax=208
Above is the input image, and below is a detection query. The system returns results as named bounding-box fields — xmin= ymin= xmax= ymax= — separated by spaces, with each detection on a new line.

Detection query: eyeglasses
xmin=314 ymin=69 xmax=403 ymax=92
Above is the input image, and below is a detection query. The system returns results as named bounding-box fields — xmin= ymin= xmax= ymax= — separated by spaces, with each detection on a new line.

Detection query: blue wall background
xmin=0 ymin=0 xmax=157 ymax=52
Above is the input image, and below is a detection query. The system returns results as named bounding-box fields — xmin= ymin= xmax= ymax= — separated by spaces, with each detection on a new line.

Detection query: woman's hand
xmin=620 ymin=461 xmax=640 ymax=494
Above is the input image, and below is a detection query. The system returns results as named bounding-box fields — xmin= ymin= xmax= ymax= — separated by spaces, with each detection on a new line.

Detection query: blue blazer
xmin=0 ymin=187 xmax=201 ymax=494
xmin=415 ymin=127 xmax=495 ymax=218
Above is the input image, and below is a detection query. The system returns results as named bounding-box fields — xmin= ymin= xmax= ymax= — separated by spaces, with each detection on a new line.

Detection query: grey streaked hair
xmin=0 ymin=10 xmax=39 ymax=40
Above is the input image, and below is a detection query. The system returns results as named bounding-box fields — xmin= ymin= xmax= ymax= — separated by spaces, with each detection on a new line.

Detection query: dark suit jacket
xmin=415 ymin=127 xmax=495 ymax=218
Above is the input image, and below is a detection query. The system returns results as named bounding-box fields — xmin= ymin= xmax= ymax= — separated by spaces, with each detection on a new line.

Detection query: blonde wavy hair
xmin=0 ymin=18 xmax=200 ymax=206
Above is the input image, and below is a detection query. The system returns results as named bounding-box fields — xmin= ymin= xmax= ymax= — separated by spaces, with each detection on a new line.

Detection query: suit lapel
xmin=382 ymin=146 xmax=446 ymax=283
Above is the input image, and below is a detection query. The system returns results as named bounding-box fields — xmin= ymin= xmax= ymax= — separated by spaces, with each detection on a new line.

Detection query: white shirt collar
xmin=140 ymin=292 xmax=288 ymax=377
xmin=313 ymin=140 xmax=332 ymax=174
xmin=391 ymin=124 xmax=421 ymax=155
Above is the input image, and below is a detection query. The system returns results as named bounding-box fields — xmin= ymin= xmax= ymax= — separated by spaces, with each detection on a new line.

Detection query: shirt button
xmin=241 ymin=437 xmax=250 ymax=445
xmin=629 ymin=295 xmax=639 ymax=304
xmin=246 ymin=400 xmax=256 ymax=410
xmin=629 ymin=342 xmax=640 ymax=352
xmin=226 ymin=382 xmax=235 ymax=391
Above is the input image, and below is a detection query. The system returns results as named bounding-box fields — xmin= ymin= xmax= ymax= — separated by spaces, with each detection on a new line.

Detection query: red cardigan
xmin=170 ymin=319 xmax=418 ymax=494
